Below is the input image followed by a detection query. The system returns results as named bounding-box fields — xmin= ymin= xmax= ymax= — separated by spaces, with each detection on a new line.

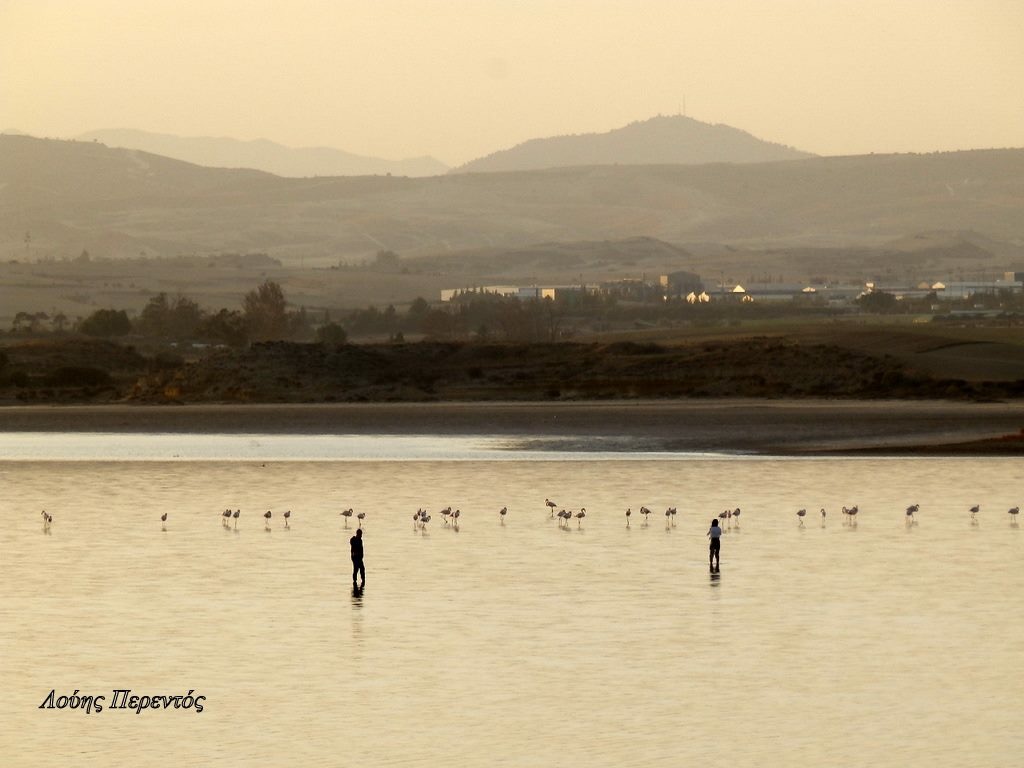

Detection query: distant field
xmin=0 ymin=258 xmax=455 ymax=326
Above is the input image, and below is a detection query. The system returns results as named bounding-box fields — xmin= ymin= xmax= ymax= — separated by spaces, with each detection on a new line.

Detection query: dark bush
xmin=151 ymin=351 xmax=185 ymax=370
xmin=46 ymin=366 xmax=112 ymax=387
xmin=79 ymin=309 xmax=132 ymax=337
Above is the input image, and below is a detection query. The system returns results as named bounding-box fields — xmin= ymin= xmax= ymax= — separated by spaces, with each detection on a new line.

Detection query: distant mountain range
xmin=2 ymin=115 xmax=815 ymax=180
xmin=74 ymin=128 xmax=450 ymax=178
xmin=2 ymin=134 xmax=1022 ymax=269
xmin=451 ymin=115 xmax=814 ymax=173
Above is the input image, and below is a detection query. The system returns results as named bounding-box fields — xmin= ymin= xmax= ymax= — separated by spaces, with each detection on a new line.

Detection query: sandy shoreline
xmin=1 ymin=399 xmax=1023 ymax=454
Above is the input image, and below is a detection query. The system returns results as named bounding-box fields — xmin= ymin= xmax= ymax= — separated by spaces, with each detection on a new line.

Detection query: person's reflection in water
xmin=351 ymin=583 xmax=364 ymax=602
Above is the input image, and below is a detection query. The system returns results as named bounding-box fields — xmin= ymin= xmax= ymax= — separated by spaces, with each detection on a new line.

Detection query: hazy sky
xmin=3 ymin=0 xmax=1022 ymax=165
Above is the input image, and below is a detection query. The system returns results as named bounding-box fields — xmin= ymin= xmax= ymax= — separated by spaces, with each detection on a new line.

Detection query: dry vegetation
xmin=3 ymin=322 xmax=1022 ymax=406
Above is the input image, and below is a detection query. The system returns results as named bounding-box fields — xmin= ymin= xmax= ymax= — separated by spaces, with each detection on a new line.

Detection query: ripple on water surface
xmin=1 ymin=437 xmax=1022 ymax=767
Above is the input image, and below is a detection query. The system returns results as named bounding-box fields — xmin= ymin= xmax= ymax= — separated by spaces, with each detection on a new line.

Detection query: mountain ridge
xmin=452 ymin=115 xmax=815 ymax=173
xmin=75 ymin=128 xmax=449 ymax=178
xmin=2 ymin=134 xmax=1023 ymax=266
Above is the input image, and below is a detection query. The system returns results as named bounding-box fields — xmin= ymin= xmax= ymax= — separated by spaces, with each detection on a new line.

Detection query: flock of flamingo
xmin=795 ymin=503 xmax=1020 ymax=526
xmin=35 ymin=501 xmax=1021 ymax=533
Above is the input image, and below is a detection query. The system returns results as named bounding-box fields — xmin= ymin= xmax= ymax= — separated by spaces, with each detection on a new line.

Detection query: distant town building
xmin=541 ymin=286 xmax=585 ymax=302
xmin=597 ymin=278 xmax=650 ymax=301
xmin=936 ymin=280 xmax=1022 ymax=299
xmin=659 ymin=270 xmax=703 ymax=298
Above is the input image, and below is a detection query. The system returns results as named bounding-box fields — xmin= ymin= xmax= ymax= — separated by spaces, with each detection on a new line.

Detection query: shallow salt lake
xmin=1 ymin=434 xmax=1022 ymax=766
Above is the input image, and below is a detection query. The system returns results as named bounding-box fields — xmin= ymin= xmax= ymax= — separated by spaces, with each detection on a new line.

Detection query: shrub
xmin=46 ymin=366 xmax=112 ymax=387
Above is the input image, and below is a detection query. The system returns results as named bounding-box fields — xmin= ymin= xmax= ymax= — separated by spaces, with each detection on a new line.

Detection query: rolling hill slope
xmin=76 ymin=128 xmax=449 ymax=178
xmin=452 ymin=115 xmax=814 ymax=173
xmin=2 ymin=135 xmax=1022 ymax=267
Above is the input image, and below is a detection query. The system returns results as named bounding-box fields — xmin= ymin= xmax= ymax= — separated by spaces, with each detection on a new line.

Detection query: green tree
xmin=407 ymin=297 xmax=430 ymax=324
xmin=857 ymin=290 xmax=899 ymax=313
xmin=243 ymin=280 xmax=288 ymax=341
xmin=138 ymin=293 xmax=172 ymax=337
xmin=79 ymin=309 xmax=132 ymax=337
xmin=139 ymin=293 xmax=203 ymax=339
xmin=316 ymin=322 xmax=348 ymax=345
xmin=288 ymin=306 xmax=314 ymax=341
xmin=12 ymin=311 xmax=32 ymax=333
xmin=373 ymin=250 xmax=401 ymax=272
xmin=421 ymin=308 xmax=455 ymax=340
xmin=196 ymin=309 xmax=249 ymax=347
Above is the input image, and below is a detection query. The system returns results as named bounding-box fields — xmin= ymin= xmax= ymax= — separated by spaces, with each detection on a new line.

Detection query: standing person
xmin=707 ymin=518 xmax=722 ymax=571
xmin=350 ymin=528 xmax=365 ymax=587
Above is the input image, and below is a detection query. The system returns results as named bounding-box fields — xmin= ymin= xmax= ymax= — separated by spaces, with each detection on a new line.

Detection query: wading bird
xmin=340 ymin=509 xmax=353 ymax=527
xmin=499 ymin=506 xmax=508 ymax=523
xmin=575 ymin=508 xmax=587 ymax=527
xmin=969 ymin=504 xmax=980 ymax=522
xmin=797 ymin=509 xmax=807 ymax=526
xmin=625 ymin=508 xmax=631 ymax=527
xmin=546 ymin=499 xmax=557 ymax=517
xmin=233 ymin=509 xmax=240 ymax=528
xmin=906 ymin=504 xmax=919 ymax=523
xmin=283 ymin=510 xmax=291 ymax=527
xmin=263 ymin=510 xmax=272 ymax=529
xmin=414 ymin=510 xmax=430 ymax=531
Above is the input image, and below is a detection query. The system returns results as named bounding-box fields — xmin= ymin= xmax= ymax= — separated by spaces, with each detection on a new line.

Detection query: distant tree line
xmin=4 ymin=280 xmax=333 ymax=347
xmin=8 ymin=280 xmax=1024 ymax=347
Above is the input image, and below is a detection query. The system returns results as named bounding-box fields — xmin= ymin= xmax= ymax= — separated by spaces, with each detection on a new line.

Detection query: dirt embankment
xmin=116 ymin=339 xmax=1024 ymax=403
xmin=2 ymin=337 xmax=1023 ymax=405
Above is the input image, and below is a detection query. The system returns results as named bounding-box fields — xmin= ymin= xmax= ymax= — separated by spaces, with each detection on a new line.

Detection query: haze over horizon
xmin=3 ymin=0 xmax=1022 ymax=166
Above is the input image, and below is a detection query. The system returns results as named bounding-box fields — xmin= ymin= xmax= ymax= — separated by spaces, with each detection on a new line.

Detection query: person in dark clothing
xmin=350 ymin=528 xmax=365 ymax=586
xmin=707 ymin=518 xmax=722 ymax=571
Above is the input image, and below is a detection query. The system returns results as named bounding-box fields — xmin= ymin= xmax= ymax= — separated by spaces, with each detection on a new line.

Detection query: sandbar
xmin=1 ymin=399 xmax=1023 ymax=454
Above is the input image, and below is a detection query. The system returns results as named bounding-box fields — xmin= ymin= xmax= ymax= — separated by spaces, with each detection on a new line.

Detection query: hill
xmin=76 ymin=128 xmax=449 ymax=178
xmin=2 ymin=135 xmax=1023 ymax=271
xmin=452 ymin=115 xmax=814 ymax=173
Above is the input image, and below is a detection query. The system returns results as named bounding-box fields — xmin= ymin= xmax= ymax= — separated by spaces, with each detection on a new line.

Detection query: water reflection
xmin=3 ymin=448 xmax=1024 ymax=767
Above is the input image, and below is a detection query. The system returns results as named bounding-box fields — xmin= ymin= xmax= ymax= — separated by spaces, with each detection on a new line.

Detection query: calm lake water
xmin=1 ymin=434 xmax=1022 ymax=767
